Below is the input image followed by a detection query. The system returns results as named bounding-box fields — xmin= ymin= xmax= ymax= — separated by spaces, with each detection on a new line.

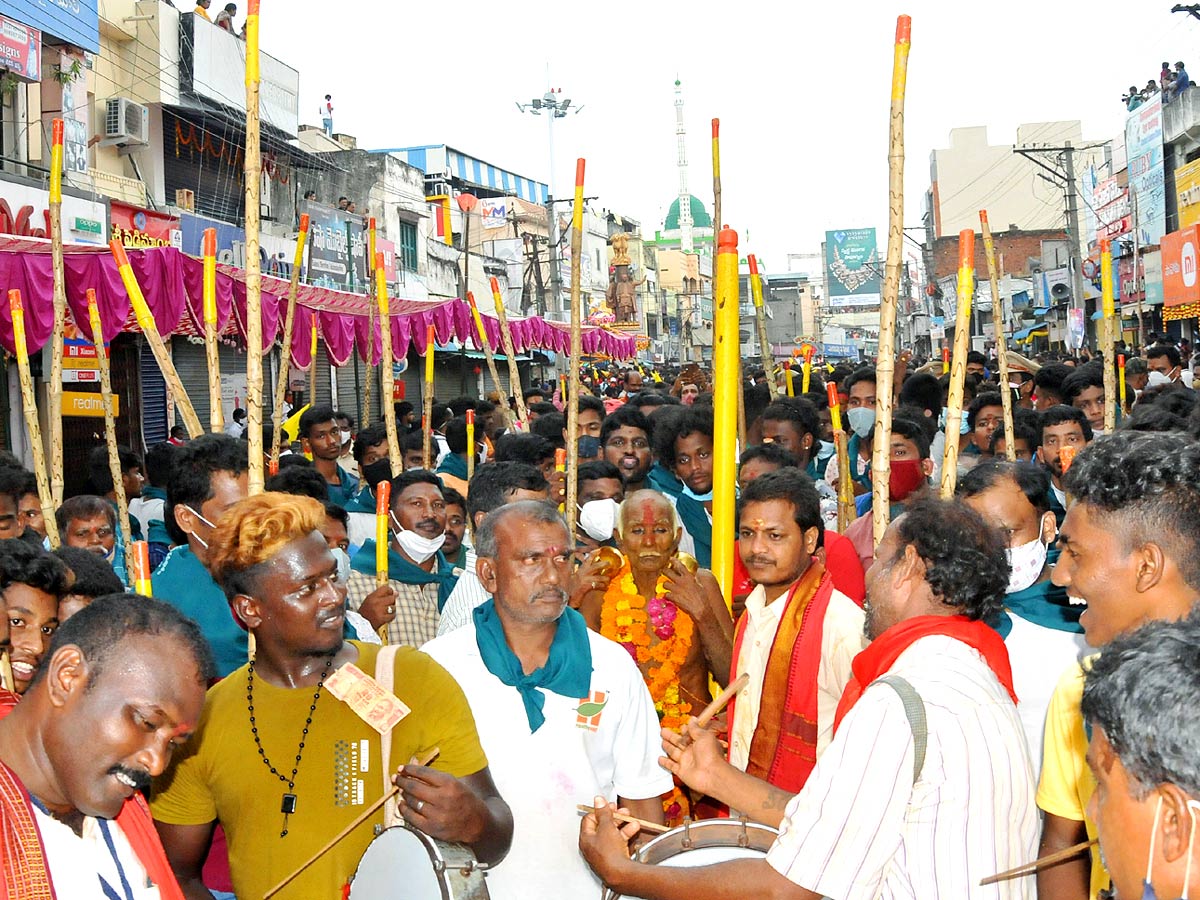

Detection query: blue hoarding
xmin=0 ymin=0 xmax=99 ymax=53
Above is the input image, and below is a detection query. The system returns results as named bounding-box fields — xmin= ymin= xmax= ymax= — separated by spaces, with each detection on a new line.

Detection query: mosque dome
xmin=663 ymin=195 xmax=713 ymax=231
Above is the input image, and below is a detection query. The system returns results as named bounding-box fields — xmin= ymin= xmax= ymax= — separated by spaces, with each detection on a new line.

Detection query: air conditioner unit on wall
xmin=103 ymin=98 xmax=150 ymax=147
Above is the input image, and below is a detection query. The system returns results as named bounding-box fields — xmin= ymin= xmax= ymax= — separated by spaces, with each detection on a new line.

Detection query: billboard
xmin=1177 ymin=157 xmax=1200 ymax=230
xmin=1162 ymin=227 xmax=1200 ymax=308
xmin=1091 ymin=176 xmax=1131 ymax=242
xmin=0 ymin=15 xmax=39 ymax=81
xmin=480 ymin=196 xmax=509 ymax=230
xmin=0 ymin=0 xmax=97 ymax=53
xmin=301 ymin=200 xmax=368 ymax=292
xmin=110 ymin=202 xmax=180 ymax=248
xmin=824 ymin=228 xmax=880 ymax=308
xmin=1126 ymin=95 xmax=1166 ymax=246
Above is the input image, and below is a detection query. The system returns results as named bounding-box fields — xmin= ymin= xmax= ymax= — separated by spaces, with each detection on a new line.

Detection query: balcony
xmin=1164 ymin=86 xmax=1200 ymax=145
xmin=70 ymin=168 xmax=147 ymax=207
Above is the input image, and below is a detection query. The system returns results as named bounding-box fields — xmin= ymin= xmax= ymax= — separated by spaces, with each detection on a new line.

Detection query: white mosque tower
xmin=674 ymin=78 xmax=694 ymax=253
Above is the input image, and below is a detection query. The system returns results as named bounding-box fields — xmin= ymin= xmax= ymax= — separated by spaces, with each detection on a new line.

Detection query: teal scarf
xmin=676 ymin=493 xmax=712 ymax=568
xmin=343 ymin=484 xmax=377 ymax=514
xmin=473 ymin=599 xmax=592 ymax=733
xmin=437 ymin=454 xmax=469 ymax=481
xmin=349 ymin=539 xmax=458 ymax=611
xmin=990 ymin=577 xmax=1084 ymax=639
xmin=645 ymin=462 xmax=684 ymax=500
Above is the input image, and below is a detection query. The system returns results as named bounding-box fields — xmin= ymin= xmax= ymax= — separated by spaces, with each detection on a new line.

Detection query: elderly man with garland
xmin=578 ymin=489 xmax=732 ymax=824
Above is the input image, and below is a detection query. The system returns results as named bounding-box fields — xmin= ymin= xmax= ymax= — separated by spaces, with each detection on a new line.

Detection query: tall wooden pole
xmin=374 ymin=480 xmax=391 ymax=643
xmin=747 ymin=254 xmax=778 ymax=395
xmin=423 ymin=323 xmax=435 ymax=469
xmin=47 ymin=117 xmax=66 ymax=507
xmin=376 ymin=255 xmax=402 ymax=473
xmin=362 ymin=217 xmax=376 ymax=426
xmin=565 ymin=159 xmax=586 ymax=539
xmin=271 ymin=214 xmax=309 ymax=465
xmin=980 ymin=211 xmax=1015 ymax=460
xmin=201 ymin=228 xmax=224 ymax=434
xmin=828 ymin=382 xmax=855 ymax=532
xmin=713 ymin=226 xmax=740 ymax=607
xmin=940 ymin=229 xmax=975 ymax=498
xmin=465 ymin=291 xmax=514 ymax=419
xmin=87 ymin=289 xmax=133 ymax=583
xmin=9 ymin=290 xmax=59 ymax=547
xmin=110 ymin=241 xmax=203 ymax=436
xmin=489 ymin=276 xmax=529 ymax=429
xmin=1101 ymin=239 xmax=1117 ymax=433
xmin=308 ymin=317 xmax=318 ymax=406
xmin=711 ymin=118 xmax=746 ymax=449
xmin=870 ymin=15 xmax=911 ymax=547
xmin=243 ymin=0 xmax=264 ymax=495
xmin=465 ymin=409 xmax=475 ymax=480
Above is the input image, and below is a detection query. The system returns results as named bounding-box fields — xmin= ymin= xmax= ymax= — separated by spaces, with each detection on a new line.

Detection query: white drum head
xmin=350 ymin=827 xmax=445 ymax=900
xmin=654 ymin=845 xmax=767 ymax=866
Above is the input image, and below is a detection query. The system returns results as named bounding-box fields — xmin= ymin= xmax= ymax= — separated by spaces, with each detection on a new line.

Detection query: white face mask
xmin=1005 ymin=536 xmax=1048 ymax=594
xmin=339 ymin=429 xmax=352 ymax=446
xmin=846 ymin=407 xmax=875 ymax=439
xmin=389 ymin=511 xmax=446 ymax=563
xmin=331 ymin=547 xmax=352 ymax=585
xmin=818 ymin=440 xmax=836 ymax=459
xmin=578 ymin=498 xmax=620 ymax=543
xmin=1148 ymin=369 xmax=1174 ymax=388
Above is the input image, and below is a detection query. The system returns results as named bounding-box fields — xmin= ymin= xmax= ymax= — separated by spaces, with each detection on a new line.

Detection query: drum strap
xmin=872 ymin=675 xmax=927 ymax=786
xmin=374 ymin=644 xmax=403 ymax=828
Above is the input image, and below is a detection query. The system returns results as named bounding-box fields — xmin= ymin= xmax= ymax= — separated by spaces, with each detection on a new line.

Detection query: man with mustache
xmin=601 ymin=406 xmax=655 ymax=493
xmin=0 ymin=594 xmax=211 ymax=899
xmin=345 ymin=470 xmax=458 ymax=647
xmin=422 ymin=500 xmax=670 ymax=899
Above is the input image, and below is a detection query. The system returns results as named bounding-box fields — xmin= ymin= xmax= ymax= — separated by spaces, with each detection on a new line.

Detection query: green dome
xmin=664 ymin=195 xmax=712 ymax=231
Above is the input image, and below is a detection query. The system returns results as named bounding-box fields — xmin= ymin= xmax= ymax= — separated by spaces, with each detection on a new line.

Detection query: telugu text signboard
xmin=1126 ymin=95 xmax=1166 ymax=246
xmin=824 ymin=228 xmax=881 ymax=308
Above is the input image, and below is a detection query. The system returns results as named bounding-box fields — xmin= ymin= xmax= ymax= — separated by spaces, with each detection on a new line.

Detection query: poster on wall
xmin=1126 ymin=95 xmax=1166 ymax=246
xmin=220 ymin=372 xmax=247 ymax=422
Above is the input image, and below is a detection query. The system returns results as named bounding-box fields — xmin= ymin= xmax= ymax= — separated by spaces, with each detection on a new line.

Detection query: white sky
xmin=258 ymin=0 xmax=1194 ymax=277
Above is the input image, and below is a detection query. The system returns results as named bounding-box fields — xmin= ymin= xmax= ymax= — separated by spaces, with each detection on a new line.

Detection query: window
xmin=398 ymin=220 xmax=418 ymax=272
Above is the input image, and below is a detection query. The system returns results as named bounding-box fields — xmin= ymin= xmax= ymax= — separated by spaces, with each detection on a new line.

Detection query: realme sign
xmin=62 ymin=391 xmax=118 ymax=418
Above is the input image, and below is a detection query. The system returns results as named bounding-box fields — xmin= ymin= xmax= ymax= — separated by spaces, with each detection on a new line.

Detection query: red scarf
xmin=833 ymin=614 xmax=1017 ymax=733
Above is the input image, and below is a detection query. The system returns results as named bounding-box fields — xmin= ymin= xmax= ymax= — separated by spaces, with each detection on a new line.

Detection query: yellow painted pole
xmin=363 ymin=217 xmax=376 ymax=427
xmin=271 ymin=214 xmax=309 ymax=466
xmin=110 ymin=241 xmax=203 ymax=437
xmin=828 ymin=382 xmax=854 ymax=532
xmin=980 ymin=210 xmax=1015 ymax=460
xmin=565 ymin=159 xmax=586 ymax=540
xmin=47 ymin=117 xmax=66 ymax=507
xmin=9 ymin=290 xmax=59 ymax=547
xmin=489 ymin=275 xmax=529 ymax=429
xmin=374 ymin=480 xmax=391 ymax=643
xmin=202 ymin=228 xmax=224 ymax=434
xmin=747 ymin=254 xmax=777 ymax=395
xmin=1118 ymin=353 xmax=1127 ymax=412
xmin=243 ymin=0 xmax=264 ymax=496
xmin=801 ymin=344 xmax=814 ymax=394
xmin=131 ymin=541 xmax=152 ymax=597
xmin=1101 ymin=239 xmax=1117 ymax=433
xmin=376 ymin=255 xmax=402 ymax=473
xmin=784 ymin=361 xmax=794 ymax=397
xmin=308 ymin=316 xmax=318 ymax=405
xmin=465 ymin=409 xmax=475 ymax=479
xmin=465 ymin=291 xmax=513 ymax=420
xmin=423 ymin=323 xmax=435 ymax=469
xmin=712 ymin=226 xmax=740 ymax=608
xmin=940 ymin=229 xmax=975 ymax=498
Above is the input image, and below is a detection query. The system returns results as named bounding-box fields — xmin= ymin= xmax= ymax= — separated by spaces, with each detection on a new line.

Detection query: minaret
xmin=674 ymin=78 xmax=694 ymax=253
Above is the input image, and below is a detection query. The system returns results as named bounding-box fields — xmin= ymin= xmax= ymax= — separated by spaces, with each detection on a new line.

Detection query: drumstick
xmin=263 ymin=747 xmax=441 ymax=899
xmin=979 ymin=837 xmax=1097 ymax=886
xmin=575 ymin=804 xmax=671 ymax=834
xmin=693 ymin=673 xmax=750 ymax=730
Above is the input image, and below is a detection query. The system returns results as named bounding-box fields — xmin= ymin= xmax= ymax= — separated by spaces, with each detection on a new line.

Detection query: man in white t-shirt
xmin=423 ymin=500 xmax=670 ymax=900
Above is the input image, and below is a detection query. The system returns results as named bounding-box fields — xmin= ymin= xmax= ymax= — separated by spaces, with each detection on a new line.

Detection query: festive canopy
xmin=0 ymin=238 xmax=637 ymax=362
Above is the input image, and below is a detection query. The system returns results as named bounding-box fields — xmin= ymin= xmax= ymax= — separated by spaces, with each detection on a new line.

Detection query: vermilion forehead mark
xmin=638 ymin=500 xmax=664 ymax=529
xmin=751 ymin=518 xmax=765 ymax=529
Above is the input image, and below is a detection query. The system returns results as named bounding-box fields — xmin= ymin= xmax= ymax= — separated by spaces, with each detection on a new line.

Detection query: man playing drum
xmin=423 ymin=500 xmax=672 ymax=900
xmin=151 ymin=493 xmax=513 ymax=900
xmin=581 ymin=497 xmax=1038 ymax=899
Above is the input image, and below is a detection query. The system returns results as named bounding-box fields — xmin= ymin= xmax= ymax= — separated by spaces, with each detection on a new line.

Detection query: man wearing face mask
xmin=1080 ymin=615 xmax=1200 ymax=900
xmin=1036 ymin=405 xmax=1092 ymax=529
xmin=824 ymin=369 xmax=876 ymax=496
xmin=957 ymin=461 xmax=1086 ymax=779
xmin=436 ymin=416 xmax=473 ymax=497
xmin=343 ymin=424 xmax=395 ymax=550
xmin=344 ymin=470 xmax=460 ymax=647
xmin=1036 ymin=432 xmax=1200 ymax=900
xmin=1148 ymin=344 xmax=1190 ymax=389
xmin=335 ymin=411 xmax=358 ymax=477
xmin=576 ymin=460 xmax=625 ymax=551
xmin=153 ymin=434 xmax=250 ymax=678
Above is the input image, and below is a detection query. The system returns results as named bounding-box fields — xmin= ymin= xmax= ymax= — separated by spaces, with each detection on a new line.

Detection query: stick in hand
xmin=691 ymin=673 xmax=750 ymax=730
xmin=575 ymin=804 xmax=671 ymax=834
xmin=979 ymin=837 xmax=1097 ymax=886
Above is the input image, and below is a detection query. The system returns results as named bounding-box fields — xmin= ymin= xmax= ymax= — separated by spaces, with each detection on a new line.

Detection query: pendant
xmin=281 ymin=793 xmax=297 ymax=815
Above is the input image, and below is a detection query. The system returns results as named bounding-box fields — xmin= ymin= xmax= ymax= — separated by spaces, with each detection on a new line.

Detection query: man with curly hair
xmin=1036 ymin=432 xmax=1200 ymax=900
xmin=582 ymin=496 xmax=1038 ymax=900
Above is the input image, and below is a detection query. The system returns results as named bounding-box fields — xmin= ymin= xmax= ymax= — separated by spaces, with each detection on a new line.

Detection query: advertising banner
xmin=1 ymin=0 xmax=97 ymax=53
xmin=1126 ymin=95 xmax=1166 ymax=245
xmin=110 ymin=201 xmax=180 ymax=248
xmin=481 ymin=196 xmax=509 ymax=230
xmin=0 ymin=15 xmax=39 ymax=82
xmin=1177 ymin=157 xmax=1200 ymax=230
xmin=1162 ymin=227 xmax=1200 ymax=308
xmin=301 ymin=200 xmax=368 ymax=292
xmin=824 ymin=228 xmax=881 ymax=307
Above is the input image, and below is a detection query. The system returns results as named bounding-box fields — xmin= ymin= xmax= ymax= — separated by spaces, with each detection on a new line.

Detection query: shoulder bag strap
xmin=873 ymin=674 xmax=927 ymax=786
xmin=373 ymin=644 xmax=403 ymax=827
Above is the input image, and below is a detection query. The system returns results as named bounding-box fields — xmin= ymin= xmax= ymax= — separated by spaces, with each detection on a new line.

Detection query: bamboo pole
xmin=130 ymin=541 xmax=152 ymax=597
xmin=362 ymin=218 xmax=376 ymax=426
xmin=9 ymin=290 xmax=59 ymax=547
xmin=376 ymin=256 xmax=402 ymax=473
xmin=47 ymin=117 xmax=66 ymax=507
xmin=940 ymin=229 xmax=975 ymax=498
xmin=86 ymin=289 xmax=133 ymax=581
xmin=375 ymin=480 xmax=391 ymax=643
xmin=201 ymin=228 xmax=224 ymax=434
xmin=464 ymin=291 xmax=513 ymax=419
xmin=1118 ymin=353 xmax=1127 ymax=412
xmin=565 ymin=159 xmax=586 ymax=539
xmin=871 ymin=15 xmax=911 ymax=548
xmin=713 ymin=226 xmax=740 ymax=607
xmin=801 ymin=344 xmax=814 ymax=395
xmin=747 ymin=255 xmax=777 ymax=395
xmin=828 ymin=383 xmax=855 ymax=532
xmin=110 ymin=242 xmax=203 ymax=436
xmin=489 ymin=276 xmax=529 ymax=429
xmin=271 ymin=215 xmax=309 ymax=466
xmin=243 ymin=0 xmax=264 ymax=495
xmin=465 ymin=409 xmax=475 ymax=479
xmin=980 ymin=211 xmax=1015 ymax=461
xmin=1101 ymin=239 xmax=1117 ymax=433
xmin=308 ymin=317 xmax=318 ymax=406
xmin=941 ymin=346 xmax=949 ymax=374
xmin=784 ymin=361 xmax=794 ymax=397
xmin=423 ymin=323 xmax=435 ymax=470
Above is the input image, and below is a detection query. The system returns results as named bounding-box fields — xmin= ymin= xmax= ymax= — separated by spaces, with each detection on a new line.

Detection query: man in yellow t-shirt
xmin=151 ymin=493 xmax=514 ymax=900
xmin=1036 ymin=432 xmax=1200 ymax=900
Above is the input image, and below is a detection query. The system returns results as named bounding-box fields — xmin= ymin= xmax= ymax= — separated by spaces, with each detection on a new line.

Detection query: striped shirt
xmin=436 ymin=549 xmax=486 ymax=636
xmin=766 ymin=635 xmax=1038 ymax=900
xmin=345 ymin=569 xmax=440 ymax=648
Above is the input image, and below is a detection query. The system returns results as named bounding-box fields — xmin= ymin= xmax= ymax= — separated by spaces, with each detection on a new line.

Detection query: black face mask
xmin=362 ymin=458 xmax=394 ymax=489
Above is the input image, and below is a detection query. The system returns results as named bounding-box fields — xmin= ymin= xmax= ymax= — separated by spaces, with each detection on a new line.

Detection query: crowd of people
xmin=0 ymin=337 xmax=1199 ymax=899
xmin=1124 ymin=60 xmax=1190 ymax=109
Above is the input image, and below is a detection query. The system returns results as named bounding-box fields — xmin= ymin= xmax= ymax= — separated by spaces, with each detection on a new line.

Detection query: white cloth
xmin=422 ymin=623 xmax=672 ymax=900
xmin=128 ymin=496 xmax=164 ymax=541
xmin=730 ymin=582 xmax=864 ymax=769
xmin=1004 ymin=610 xmax=1089 ymax=781
xmin=33 ymin=804 xmax=161 ymax=899
xmin=346 ymin=511 xmax=373 ymax=557
xmin=435 ymin=549 xmax=485 ymax=635
xmin=223 ymin=421 xmax=245 ymax=438
xmin=434 ymin=433 xmax=451 ymax=467
xmin=766 ymin=635 xmax=1038 ymax=900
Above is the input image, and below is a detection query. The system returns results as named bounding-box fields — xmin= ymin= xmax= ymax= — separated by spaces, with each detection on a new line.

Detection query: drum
xmin=604 ymin=817 xmax=779 ymax=900
xmin=348 ymin=824 xmax=489 ymax=899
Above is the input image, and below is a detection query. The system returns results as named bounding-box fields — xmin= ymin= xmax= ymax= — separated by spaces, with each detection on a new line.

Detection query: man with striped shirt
xmin=581 ymin=496 xmax=1038 ymax=899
